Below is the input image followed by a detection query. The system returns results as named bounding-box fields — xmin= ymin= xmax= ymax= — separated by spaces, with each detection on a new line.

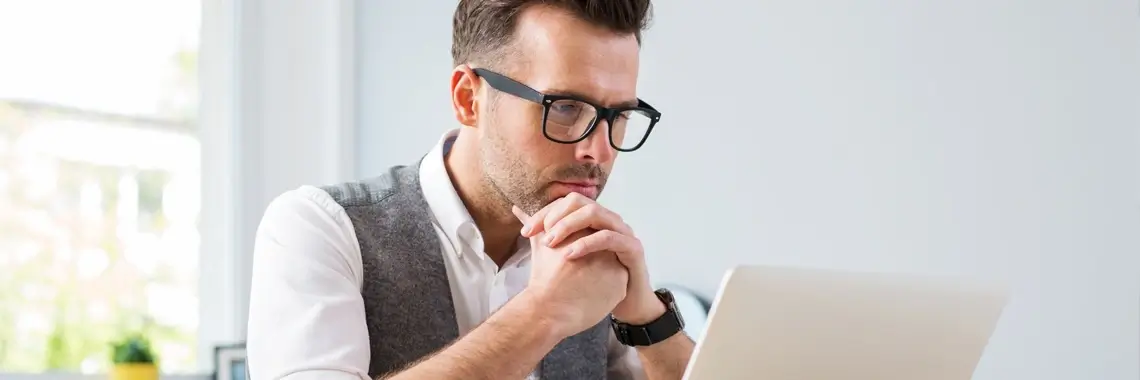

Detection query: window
xmin=0 ymin=0 xmax=202 ymax=374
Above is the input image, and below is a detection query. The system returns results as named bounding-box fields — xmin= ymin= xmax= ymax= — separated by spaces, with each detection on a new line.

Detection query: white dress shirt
xmin=247 ymin=129 xmax=645 ymax=380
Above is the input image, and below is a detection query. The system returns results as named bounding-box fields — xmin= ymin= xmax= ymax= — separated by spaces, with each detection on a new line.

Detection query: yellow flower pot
xmin=109 ymin=363 xmax=158 ymax=380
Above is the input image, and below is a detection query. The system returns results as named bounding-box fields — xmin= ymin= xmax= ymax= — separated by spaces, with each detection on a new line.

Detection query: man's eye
xmin=553 ymin=104 xmax=579 ymax=113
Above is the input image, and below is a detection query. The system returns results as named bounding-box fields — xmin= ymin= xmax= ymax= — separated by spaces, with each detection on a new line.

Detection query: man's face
xmin=477 ymin=6 xmax=641 ymax=214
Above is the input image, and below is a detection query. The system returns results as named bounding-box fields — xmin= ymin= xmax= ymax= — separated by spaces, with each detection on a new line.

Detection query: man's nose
xmin=574 ymin=119 xmax=616 ymax=164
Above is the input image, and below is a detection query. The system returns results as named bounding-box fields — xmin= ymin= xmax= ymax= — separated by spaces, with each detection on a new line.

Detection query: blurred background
xmin=0 ymin=0 xmax=202 ymax=376
xmin=0 ymin=0 xmax=1137 ymax=379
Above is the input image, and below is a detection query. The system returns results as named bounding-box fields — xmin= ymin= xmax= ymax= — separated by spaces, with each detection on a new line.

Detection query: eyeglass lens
xmin=544 ymin=99 xmax=653 ymax=150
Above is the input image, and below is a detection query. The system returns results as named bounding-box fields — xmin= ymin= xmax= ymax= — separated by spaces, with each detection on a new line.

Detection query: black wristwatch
xmin=610 ymin=288 xmax=686 ymax=346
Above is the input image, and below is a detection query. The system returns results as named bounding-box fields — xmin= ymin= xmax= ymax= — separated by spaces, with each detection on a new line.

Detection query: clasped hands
xmin=511 ymin=192 xmax=665 ymax=337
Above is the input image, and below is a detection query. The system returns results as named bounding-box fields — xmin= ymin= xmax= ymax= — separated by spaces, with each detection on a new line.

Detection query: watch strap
xmin=611 ymin=289 xmax=685 ymax=346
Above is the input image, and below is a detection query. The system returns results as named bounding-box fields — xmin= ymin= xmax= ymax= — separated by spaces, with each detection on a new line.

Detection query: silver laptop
xmin=682 ymin=265 xmax=1009 ymax=380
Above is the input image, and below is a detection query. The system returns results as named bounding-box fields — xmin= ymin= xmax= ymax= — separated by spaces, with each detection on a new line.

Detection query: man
xmin=247 ymin=0 xmax=695 ymax=379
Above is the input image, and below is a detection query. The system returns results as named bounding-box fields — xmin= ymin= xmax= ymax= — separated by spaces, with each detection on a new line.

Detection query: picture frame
xmin=213 ymin=343 xmax=247 ymax=380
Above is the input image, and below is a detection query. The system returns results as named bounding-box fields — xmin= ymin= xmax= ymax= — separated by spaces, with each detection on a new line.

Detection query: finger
xmin=536 ymin=193 xmax=595 ymax=237
xmin=565 ymin=230 xmax=645 ymax=270
xmin=541 ymin=193 xmax=590 ymax=236
xmin=511 ymin=206 xmax=546 ymax=244
xmin=510 ymin=205 xmax=529 ymax=225
xmin=544 ymin=203 xmax=631 ymax=247
xmin=519 ymin=202 xmax=556 ymax=237
xmin=521 ymin=193 xmax=589 ymax=237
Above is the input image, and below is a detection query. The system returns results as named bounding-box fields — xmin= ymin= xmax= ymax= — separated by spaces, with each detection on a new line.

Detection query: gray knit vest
xmin=320 ymin=161 xmax=610 ymax=379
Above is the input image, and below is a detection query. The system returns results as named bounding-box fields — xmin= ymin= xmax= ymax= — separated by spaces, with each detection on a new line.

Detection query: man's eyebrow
xmin=543 ymin=88 xmax=640 ymax=108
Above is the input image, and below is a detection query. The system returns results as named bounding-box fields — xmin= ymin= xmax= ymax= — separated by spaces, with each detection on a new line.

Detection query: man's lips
xmin=551 ymin=181 xmax=600 ymax=198
xmin=555 ymin=180 xmax=600 ymax=187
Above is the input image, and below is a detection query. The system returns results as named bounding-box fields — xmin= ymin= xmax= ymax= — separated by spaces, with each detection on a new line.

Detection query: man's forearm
xmin=637 ymin=332 xmax=696 ymax=380
xmin=380 ymin=290 xmax=564 ymax=380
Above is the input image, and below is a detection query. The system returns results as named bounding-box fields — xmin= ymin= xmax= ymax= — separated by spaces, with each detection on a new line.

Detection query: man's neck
xmin=445 ymin=129 xmax=522 ymax=267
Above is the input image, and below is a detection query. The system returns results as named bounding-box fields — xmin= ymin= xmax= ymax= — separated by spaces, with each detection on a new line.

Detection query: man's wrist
xmin=612 ymin=292 xmax=668 ymax=325
xmin=511 ymin=288 xmax=576 ymax=341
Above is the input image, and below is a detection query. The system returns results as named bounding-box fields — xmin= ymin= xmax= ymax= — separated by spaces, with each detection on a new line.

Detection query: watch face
xmin=655 ymin=285 xmax=710 ymax=340
xmin=656 ymin=288 xmax=685 ymax=329
xmin=670 ymin=298 xmax=679 ymax=326
xmin=672 ymin=300 xmax=686 ymax=328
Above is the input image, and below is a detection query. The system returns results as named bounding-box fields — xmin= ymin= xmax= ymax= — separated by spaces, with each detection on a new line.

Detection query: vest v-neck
xmin=321 ymin=160 xmax=611 ymax=379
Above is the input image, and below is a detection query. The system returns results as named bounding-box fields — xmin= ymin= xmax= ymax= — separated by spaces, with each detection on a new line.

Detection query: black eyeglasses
xmin=472 ymin=68 xmax=661 ymax=152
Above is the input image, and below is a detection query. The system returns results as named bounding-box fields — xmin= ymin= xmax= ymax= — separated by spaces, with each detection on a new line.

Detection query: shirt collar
xmin=419 ymin=129 xmax=487 ymax=258
xmin=419 ymin=129 xmax=532 ymax=265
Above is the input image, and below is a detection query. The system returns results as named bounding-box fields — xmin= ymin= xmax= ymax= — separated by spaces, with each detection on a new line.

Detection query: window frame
xmin=195 ymin=0 xmax=244 ymax=374
xmin=197 ymin=0 xmax=357 ymax=375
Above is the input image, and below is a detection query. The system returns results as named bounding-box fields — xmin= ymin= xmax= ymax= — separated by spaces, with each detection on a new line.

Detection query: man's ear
xmin=450 ymin=65 xmax=480 ymax=127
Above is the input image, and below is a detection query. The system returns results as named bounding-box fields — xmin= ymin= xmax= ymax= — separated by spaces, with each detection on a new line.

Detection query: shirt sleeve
xmin=247 ymin=186 xmax=370 ymax=380
xmin=606 ymin=330 xmax=649 ymax=380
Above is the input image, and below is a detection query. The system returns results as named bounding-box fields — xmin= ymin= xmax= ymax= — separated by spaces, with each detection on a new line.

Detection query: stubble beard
xmin=481 ymin=142 xmax=612 ymax=216
xmin=480 ymin=126 xmax=549 ymax=216
xmin=477 ymin=110 xmax=612 ymax=216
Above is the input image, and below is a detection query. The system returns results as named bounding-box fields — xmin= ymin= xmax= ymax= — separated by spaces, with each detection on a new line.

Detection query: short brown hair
xmin=451 ymin=0 xmax=653 ymax=67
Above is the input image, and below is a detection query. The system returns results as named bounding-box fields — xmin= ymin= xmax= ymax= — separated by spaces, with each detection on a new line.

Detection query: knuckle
xmin=566 ymin=192 xmax=584 ymax=202
xmin=602 ymin=230 xmax=619 ymax=244
xmin=577 ymin=194 xmax=594 ymax=207
xmin=582 ymin=203 xmax=600 ymax=217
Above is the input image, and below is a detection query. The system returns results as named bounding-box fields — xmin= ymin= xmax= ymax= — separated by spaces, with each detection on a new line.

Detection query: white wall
xmin=355 ymin=0 xmax=1140 ymax=379
xmin=355 ymin=0 xmax=454 ymax=168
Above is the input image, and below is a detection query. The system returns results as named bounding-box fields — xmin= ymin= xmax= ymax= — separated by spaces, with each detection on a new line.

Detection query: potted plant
xmin=110 ymin=335 xmax=158 ymax=380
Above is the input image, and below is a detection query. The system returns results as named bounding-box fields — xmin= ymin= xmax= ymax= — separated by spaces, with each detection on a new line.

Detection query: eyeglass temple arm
xmin=472 ymin=68 xmax=544 ymax=104
xmin=637 ymin=99 xmax=659 ymax=113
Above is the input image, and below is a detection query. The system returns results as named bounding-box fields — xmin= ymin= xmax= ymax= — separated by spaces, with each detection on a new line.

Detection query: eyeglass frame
xmin=471 ymin=67 xmax=661 ymax=152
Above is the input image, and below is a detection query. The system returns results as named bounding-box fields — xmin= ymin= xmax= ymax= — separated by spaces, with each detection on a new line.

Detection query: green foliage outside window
xmin=0 ymin=46 xmax=199 ymax=372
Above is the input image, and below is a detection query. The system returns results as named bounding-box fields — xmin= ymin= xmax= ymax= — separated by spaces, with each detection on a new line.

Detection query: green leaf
xmin=110 ymin=335 xmax=156 ymax=364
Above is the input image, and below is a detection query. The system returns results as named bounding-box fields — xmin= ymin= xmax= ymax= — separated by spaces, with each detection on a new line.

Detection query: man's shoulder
xmin=255 ymin=185 xmax=362 ymax=279
xmin=318 ymin=163 xmax=423 ymax=208
xmin=261 ymin=185 xmax=350 ymax=231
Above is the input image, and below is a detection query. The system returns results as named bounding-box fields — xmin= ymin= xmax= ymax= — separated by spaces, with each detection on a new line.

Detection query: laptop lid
xmin=682 ymin=265 xmax=1009 ymax=380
